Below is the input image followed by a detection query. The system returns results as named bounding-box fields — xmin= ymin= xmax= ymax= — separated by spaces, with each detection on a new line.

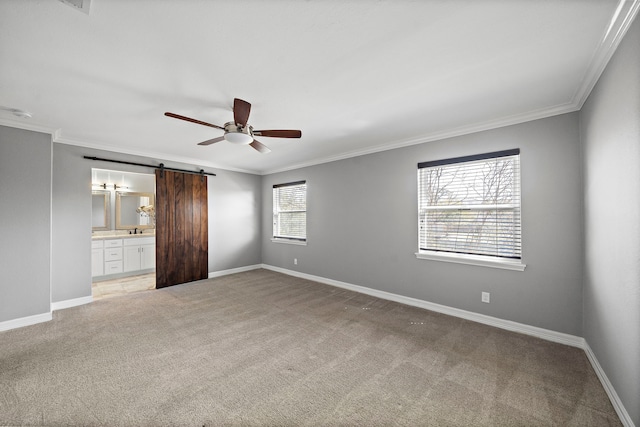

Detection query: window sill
xmin=271 ymin=238 xmax=307 ymax=246
xmin=415 ymin=251 xmax=526 ymax=271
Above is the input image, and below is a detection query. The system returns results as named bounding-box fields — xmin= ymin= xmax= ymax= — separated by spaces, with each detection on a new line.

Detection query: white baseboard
xmin=51 ymin=295 xmax=93 ymax=311
xmin=0 ymin=311 xmax=52 ymax=332
xmin=262 ymin=264 xmax=584 ymax=348
xmin=584 ymin=342 xmax=635 ymax=427
xmin=209 ymin=264 xmax=262 ymax=279
xmin=261 ymin=264 xmax=637 ymax=425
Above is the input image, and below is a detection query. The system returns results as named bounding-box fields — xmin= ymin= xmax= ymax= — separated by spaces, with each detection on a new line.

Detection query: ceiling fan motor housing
xmin=223 ymin=121 xmax=254 ymax=145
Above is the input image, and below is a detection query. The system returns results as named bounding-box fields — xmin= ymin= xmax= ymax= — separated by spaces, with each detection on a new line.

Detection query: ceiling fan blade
xmin=252 ymin=129 xmax=302 ymax=138
xmin=233 ymin=98 xmax=251 ymax=127
xmin=250 ymin=139 xmax=271 ymax=154
xmin=164 ymin=112 xmax=225 ymax=131
xmin=197 ymin=136 xmax=225 ymax=146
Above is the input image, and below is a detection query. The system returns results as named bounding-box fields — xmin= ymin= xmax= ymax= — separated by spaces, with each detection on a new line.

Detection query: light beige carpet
xmin=0 ymin=269 xmax=621 ymax=426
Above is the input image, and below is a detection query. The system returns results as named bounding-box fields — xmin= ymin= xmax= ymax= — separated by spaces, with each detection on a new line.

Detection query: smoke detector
xmin=58 ymin=0 xmax=91 ymax=15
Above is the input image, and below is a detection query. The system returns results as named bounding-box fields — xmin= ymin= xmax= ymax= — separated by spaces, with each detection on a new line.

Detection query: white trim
xmin=1 ymin=2 xmax=637 ymax=178
xmin=261 ymin=264 xmax=581 ymax=348
xmin=208 ymin=264 xmax=262 ymax=279
xmin=415 ymin=251 xmax=526 ymax=271
xmin=53 ymin=135 xmax=256 ymax=175
xmin=51 ymin=295 xmax=93 ymax=311
xmin=0 ymin=117 xmax=60 ymax=136
xmin=0 ymin=312 xmax=52 ymax=332
xmin=0 ymin=266 xmax=633 ymax=424
xmin=49 ymin=134 xmax=54 ymax=320
xmin=261 ymin=102 xmax=578 ymax=175
xmin=584 ymin=342 xmax=635 ymax=427
xmin=259 ymin=265 xmax=636 ymax=424
xmin=271 ymin=238 xmax=307 ymax=246
xmin=573 ymin=0 xmax=640 ymax=109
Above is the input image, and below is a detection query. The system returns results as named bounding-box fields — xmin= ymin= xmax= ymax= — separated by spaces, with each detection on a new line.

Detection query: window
xmin=273 ymin=181 xmax=307 ymax=243
xmin=417 ymin=149 xmax=524 ymax=270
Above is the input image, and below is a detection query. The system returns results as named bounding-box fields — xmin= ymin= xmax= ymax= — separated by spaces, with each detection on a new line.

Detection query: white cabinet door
xmin=91 ymin=248 xmax=104 ymax=277
xmin=123 ymin=245 xmax=142 ymax=272
xmin=140 ymin=244 xmax=155 ymax=270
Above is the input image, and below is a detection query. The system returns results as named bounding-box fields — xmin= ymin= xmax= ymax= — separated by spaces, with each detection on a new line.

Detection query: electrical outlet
xmin=481 ymin=292 xmax=490 ymax=303
xmin=294 ymin=258 xmax=298 ymax=265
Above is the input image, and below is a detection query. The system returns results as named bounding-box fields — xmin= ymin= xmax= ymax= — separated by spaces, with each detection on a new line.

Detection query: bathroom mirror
xmin=116 ymin=191 xmax=155 ymax=230
xmin=92 ymin=190 xmax=111 ymax=231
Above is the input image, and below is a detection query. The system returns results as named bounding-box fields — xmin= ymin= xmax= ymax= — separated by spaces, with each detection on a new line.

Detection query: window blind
xmin=273 ymin=181 xmax=307 ymax=241
xmin=418 ymin=149 xmax=521 ymax=259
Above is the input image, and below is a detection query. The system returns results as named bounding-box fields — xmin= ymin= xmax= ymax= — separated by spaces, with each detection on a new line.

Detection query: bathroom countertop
xmin=92 ymin=233 xmax=156 ymax=240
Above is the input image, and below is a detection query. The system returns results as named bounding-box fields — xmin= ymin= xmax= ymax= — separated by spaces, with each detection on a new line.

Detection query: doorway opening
xmin=92 ymin=273 xmax=155 ymax=300
xmin=91 ymin=168 xmax=156 ymax=300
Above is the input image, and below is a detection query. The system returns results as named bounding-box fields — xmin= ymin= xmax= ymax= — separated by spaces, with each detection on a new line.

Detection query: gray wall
xmin=51 ymin=143 xmax=262 ymax=304
xmin=580 ymin=16 xmax=640 ymax=426
xmin=262 ymin=113 xmax=584 ymax=336
xmin=52 ymin=144 xmax=94 ymax=303
xmin=0 ymin=126 xmax=52 ymax=322
xmin=0 ymin=132 xmax=261 ymax=320
xmin=208 ymin=166 xmax=262 ymax=272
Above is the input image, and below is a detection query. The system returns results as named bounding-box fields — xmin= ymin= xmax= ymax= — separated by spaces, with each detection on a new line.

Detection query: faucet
xmin=134 ymin=227 xmax=138 ymax=234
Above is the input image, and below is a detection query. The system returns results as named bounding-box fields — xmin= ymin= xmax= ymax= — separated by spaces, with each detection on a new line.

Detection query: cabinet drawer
xmin=124 ymin=237 xmax=155 ymax=246
xmin=104 ymin=260 xmax=123 ymax=274
xmin=104 ymin=239 xmax=123 ymax=248
xmin=104 ymin=247 xmax=122 ymax=261
xmin=91 ymin=240 xmax=104 ymax=249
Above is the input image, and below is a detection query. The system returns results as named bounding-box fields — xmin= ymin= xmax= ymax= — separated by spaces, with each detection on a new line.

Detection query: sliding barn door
xmin=155 ymin=170 xmax=208 ymax=289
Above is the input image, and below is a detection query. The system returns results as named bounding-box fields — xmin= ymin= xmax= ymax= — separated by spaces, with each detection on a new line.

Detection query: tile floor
xmin=92 ymin=273 xmax=156 ymax=300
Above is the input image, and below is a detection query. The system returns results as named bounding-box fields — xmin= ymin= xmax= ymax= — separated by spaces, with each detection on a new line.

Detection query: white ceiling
xmin=1 ymin=0 xmax=638 ymax=175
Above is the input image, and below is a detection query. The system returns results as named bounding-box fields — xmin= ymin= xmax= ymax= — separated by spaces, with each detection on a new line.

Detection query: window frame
xmin=415 ymin=149 xmax=526 ymax=271
xmin=272 ymin=180 xmax=307 ymax=245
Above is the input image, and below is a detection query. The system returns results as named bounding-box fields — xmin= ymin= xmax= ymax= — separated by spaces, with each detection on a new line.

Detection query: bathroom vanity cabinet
xmin=92 ymin=235 xmax=155 ymax=279
xmin=123 ymin=237 xmax=156 ymax=272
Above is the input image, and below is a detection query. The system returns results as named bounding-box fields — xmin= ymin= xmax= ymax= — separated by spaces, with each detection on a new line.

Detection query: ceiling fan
xmin=164 ymin=98 xmax=302 ymax=154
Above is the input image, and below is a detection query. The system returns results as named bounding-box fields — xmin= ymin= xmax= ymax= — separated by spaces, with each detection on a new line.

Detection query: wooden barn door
xmin=155 ymin=170 xmax=208 ymax=288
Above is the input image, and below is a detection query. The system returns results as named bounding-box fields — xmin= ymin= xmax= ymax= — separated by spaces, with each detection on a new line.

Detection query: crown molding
xmin=261 ymin=1 xmax=639 ymax=176
xmin=0 ymin=117 xmax=60 ymax=137
xmin=0 ymin=118 xmax=259 ymax=175
xmin=261 ymin=101 xmax=579 ymax=175
xmin=52 ymin=135 xmax=259 ymax=175
xmin=572 ymin=0 xmax=640 ymax=109
xmin=4 ymin=1 xmax=637 ymax=177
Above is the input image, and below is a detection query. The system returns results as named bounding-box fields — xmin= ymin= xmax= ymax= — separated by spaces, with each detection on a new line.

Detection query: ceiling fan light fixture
xmin=165 ymin=99 xmax=301 ymax=153
xmin=224 ymin=131 xmax=254 ymax=145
